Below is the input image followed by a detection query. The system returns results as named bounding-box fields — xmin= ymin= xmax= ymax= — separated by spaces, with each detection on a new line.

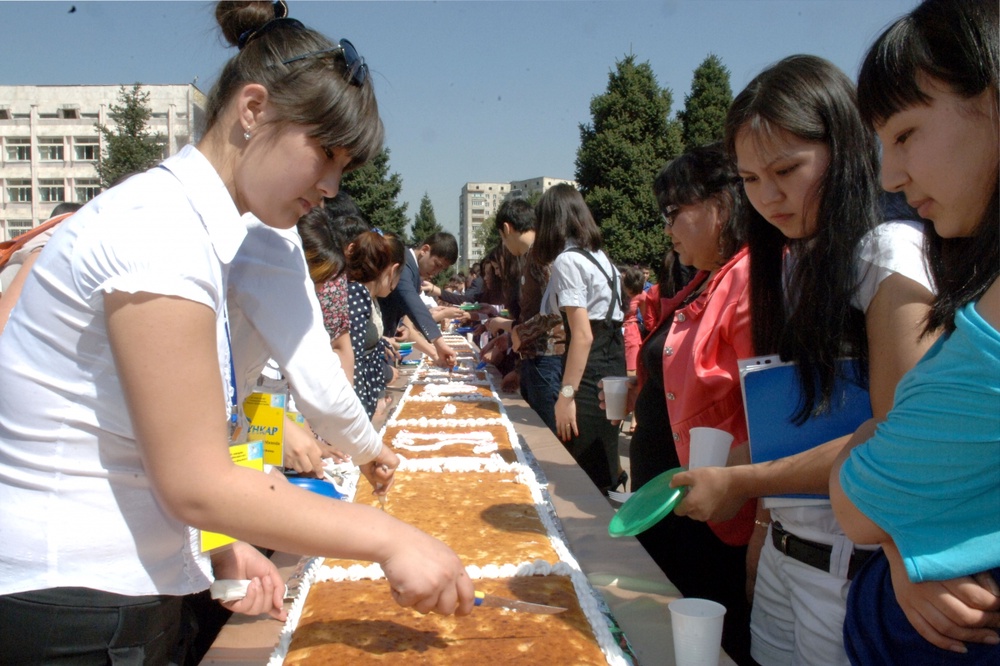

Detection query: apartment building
xmin=457 ymin=176 xmax=576 ymax=268
xmin=0 ymin=84 xmax=206 ymax=240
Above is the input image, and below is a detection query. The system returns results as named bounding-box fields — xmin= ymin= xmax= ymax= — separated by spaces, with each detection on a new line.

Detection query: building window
xmin=0 ymin=108 xmax=10 ymax=120
xmin=6 ymin=179 xmax=32 ymax=202
xmin=76 ymin=179 xmax=101 ymax=202
xmin=74 ymin=137 xmax=99 ymax=161
xmin=6 ymin=138 xmax=30 ymax=161
xmin=59 ymin=107 xmax=80 ymax=119
xmin=6 ymin=219 xmax=34 ymax=240
xmin=39 ymin=137 xmax=65 ymax=161
xmin=39 ymin=179 xmax=66 ymax=203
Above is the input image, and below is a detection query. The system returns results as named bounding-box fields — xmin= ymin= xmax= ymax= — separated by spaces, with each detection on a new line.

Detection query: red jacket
xmin=662 ymin=247 xmax=756 ymax=546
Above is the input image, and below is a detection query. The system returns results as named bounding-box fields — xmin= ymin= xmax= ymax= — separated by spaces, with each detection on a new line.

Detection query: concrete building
xmin=0 ymin=84 xmax=206 ymax=240
xmin=458 ymin=181 xmax=510 ymax=267
xmin=457 ymin=176 xmax=577 ymax=268
xmin=508 ymin=176 xmax=576 ymax=201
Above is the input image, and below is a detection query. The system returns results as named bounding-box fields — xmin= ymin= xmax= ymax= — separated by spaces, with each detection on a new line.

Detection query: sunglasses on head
xmin=239 ymin=15 xmax=368 ymax=88
xmin=282 ymin=38 xmax=368 ymax=88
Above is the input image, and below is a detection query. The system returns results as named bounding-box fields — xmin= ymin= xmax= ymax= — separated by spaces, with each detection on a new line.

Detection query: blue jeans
xmin=519 ymin=355 xmax=562 ymax=435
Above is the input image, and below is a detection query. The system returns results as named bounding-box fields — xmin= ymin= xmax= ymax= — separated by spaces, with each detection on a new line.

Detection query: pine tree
xmin=576 ymin=55 xmax=684 ymax=267
xmin=94 ymin=84 xmax=164 ymax=189
xmin=679 ymin=54 xmax=733 ymax=149
xmin=410 ymin=193 xmax=442 ymax=244
xmin=340 ymin=148 xmax=410 ymax=244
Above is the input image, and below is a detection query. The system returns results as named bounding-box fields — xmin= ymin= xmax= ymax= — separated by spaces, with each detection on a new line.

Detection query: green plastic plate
xmin=608 ymin=467 xmax=687 ymax=537
xmin=459 ymin=303 xmax=480 ymax=311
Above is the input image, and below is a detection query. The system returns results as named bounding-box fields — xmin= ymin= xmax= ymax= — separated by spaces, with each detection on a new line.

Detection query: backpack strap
xmin=563 ymin=247 xmax=623 ymax=324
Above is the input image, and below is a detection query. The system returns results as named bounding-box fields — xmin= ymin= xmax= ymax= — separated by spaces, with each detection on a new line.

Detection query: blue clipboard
xmin=739 ymin=355 xmax=872 ymax=500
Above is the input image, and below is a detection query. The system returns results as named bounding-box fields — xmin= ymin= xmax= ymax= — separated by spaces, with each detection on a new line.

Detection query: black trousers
xmin=0 ymin=587 xmax=230 ymax=665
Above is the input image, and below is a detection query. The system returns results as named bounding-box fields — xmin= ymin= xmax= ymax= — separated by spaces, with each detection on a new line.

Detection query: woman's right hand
xmin=380 ymin=524 xmax=475 ymax=616
xmin=672 ymin=466 xmax=747 ymax=523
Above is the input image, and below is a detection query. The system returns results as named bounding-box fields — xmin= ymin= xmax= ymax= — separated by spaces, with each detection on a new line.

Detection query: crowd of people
xmin=0 ymin=0 xmax=995 ymax=663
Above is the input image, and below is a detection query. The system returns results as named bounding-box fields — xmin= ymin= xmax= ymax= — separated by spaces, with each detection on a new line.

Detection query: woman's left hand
xmin=212 ymin=542 xmax=287 ymax=621
xmin=555 ymin=396 xmax=578 ymax=442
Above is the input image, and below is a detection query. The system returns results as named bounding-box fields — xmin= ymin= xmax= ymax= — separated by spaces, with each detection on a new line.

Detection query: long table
xmin=203 ymin=371 xmax=734 ymax=665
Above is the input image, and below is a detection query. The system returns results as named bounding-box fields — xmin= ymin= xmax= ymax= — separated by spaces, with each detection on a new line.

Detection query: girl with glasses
xmin=0 ymin=1 xmax=473 ymax=660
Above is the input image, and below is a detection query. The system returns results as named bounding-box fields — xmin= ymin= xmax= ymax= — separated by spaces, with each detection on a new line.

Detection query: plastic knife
xmin=474 ymin=590 xmax=566 ymax=614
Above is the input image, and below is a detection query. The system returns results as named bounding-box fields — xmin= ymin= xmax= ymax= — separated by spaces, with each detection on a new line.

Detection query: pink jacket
xmin=662 ymin=247 xmax=755 ymax=545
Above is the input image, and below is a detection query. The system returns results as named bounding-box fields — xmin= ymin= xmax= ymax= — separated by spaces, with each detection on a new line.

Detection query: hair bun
xmin=215 ymin=1 xmax=282 ymax=48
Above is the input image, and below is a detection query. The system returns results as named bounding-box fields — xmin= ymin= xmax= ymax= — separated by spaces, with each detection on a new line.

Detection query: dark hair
xmin=419 ymin=231 xmax=458 ymax=264
xmin=858 ymin=0 xmax=999 ymax=332
xmin=208 ymin=1 xmax=383 ymax=170
xmin=621 ymin=266 xmax=646 ymax=298
xmin=533 ymin=184 xmax=602 ymax=265
xmin=495 ymin=198 xmax=535 ymax=233
xmin=297 ymin=207 xmax=339 ymax=284
xmin=323 ymin=191 xmax=363 ymax=221
xmin=50 ymin=202 xmax=83 ymax=217
xmin=725 ymin=55 xmax=880 ymax=420
xmin=297 ymin=206 xmax=371 ymax=284
xmin=653 ymin=142 xmax=745 ymax=263
xmin=346 ymin=231 xmax=404 ymax=283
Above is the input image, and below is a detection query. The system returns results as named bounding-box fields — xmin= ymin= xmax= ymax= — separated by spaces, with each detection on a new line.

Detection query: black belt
xmin=771 ymin=522 xmax=874 ymax=580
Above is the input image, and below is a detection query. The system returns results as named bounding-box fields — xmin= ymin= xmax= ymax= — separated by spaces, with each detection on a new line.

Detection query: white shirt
xmin=0 ymin=145 xmax=244 ymax=596
xmin=227 ymin=218 xmax=381 ymax=463
xmin=770 ymin=219 xmax=934 ymax=544
xmin=542 ymin=244 xmax=624 ymax=321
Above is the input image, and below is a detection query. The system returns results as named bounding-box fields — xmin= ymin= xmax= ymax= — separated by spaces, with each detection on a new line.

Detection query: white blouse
xmin=0 ymin=145 xmax=244 ymax=596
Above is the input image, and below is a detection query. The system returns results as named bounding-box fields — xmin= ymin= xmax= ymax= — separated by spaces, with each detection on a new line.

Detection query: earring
xmin=243 ymin=128 xmax=252 ymax=142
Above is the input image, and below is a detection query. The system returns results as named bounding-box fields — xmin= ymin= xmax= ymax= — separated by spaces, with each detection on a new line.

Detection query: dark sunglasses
xmin=282 ymin=38 xmax=368 ymax=88
xmin=239 ymin=16 xmax=368 ymax=88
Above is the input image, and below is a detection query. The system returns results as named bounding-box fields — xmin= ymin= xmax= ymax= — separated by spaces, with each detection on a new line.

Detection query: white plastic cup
xmin=688 ymin=427 xmax=734 ymax=469
xmin=669 ymin=598 xmax=727 ymax=666
xmin=602 ymin=376 xmax=630 ymax=420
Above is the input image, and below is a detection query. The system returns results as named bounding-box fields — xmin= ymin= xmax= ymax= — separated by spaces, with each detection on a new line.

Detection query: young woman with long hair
xmin=673 ymin=55 xmax=937 ymax=664
xmin=831 ymin=0 xmax=999 ymax=662
xmin=0 ymin=2 xmax=472 ymax=659
xmin=534 ymin=183 xmax=626 ymax=494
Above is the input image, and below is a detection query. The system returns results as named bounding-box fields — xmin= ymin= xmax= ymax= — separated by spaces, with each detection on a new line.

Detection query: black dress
xmin=630 ymin=304 xmax=758 ymax=666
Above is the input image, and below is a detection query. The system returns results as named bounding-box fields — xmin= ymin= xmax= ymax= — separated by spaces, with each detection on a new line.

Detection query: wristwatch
xmin=559 ymin=385 xmax=576 ymax=399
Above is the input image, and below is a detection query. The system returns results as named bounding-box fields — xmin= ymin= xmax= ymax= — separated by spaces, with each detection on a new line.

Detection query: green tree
xmin=340 ymin=148 xmax=410 ymax=244
xmin=576 ymin=55 xmax=683 ymax=267
xmin=678 ymin=54 xmax=733 ymax=149
xmin=95 ymin=84 xmax=164 ymax=189
xmin=410 ymin=192 xmax=442 ymax=243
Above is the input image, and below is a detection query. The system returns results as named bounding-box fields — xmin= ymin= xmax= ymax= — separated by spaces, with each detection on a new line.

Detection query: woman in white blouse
xmin=533 ymin=184 xmax=627 ymax=494
xmin=0 ymin=2 xmax=472 ymax=660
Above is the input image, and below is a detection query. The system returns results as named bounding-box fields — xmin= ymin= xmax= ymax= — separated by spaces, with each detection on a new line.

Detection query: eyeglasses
xmin=239 ymin=17 xmax=368 ymax=88
xmin=661 ymin=205 xmax=679 ymax=229
xmin=282 ymin=39 xmax=368 ymax=88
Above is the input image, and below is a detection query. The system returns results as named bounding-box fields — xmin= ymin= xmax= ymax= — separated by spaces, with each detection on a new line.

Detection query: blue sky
xmin=3 ymin=0 xmax=916 ymax=234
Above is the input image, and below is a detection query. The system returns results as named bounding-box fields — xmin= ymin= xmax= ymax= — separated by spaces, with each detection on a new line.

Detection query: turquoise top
xmin=840 ymin=301 xmax=1000 ymax=582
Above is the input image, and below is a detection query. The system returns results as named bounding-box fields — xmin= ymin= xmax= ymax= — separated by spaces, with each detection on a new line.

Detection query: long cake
xmin=270 ymin=344 xmax=631 ymax=665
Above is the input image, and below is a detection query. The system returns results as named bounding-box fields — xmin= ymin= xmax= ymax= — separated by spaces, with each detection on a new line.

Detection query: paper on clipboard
xmin=739 ymin=354 xmax=872 ymax=501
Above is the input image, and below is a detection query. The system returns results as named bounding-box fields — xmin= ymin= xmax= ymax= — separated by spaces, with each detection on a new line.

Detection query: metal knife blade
xmin=474 ymin=590 xmax=566 ymax=614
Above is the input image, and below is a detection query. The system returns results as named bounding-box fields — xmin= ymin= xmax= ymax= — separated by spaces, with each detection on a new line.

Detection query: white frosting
xmin=441 ymin=403 xmax=458 ymax=415
xmin=391 ymin=430 xmax=500 ymax=455
xmin=387 ymin=416 xmax=505 ymax=428
xmin=407 ymin=392 xmax=493 ymax=402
